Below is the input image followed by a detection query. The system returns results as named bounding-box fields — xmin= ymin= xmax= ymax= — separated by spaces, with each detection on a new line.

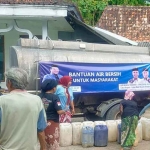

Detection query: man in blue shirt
xmin=42 ymin=64 xmax=63 ymax=82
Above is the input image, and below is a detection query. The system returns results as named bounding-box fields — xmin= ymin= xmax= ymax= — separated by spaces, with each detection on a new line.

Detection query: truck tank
xmin=10 ymin=38 xmax=150 ymax=120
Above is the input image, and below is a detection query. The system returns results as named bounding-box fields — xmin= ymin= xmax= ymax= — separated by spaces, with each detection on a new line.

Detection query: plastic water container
xmin=81 ymin=126 xmax=94 ymax=147
xmin=142 ymin=118 xmax=150 ymax=140
xmin=94 ymin=125 xmax=108 ymax=147
xmin=115 ymin=120 xmax=121 ymax=126
xmin=72 ymin=122 xmax=83 ymax=145
xmin=94 ymin=121 xmax=106 ymax=126
xmin=106 ymin=120 xmax=117 ymax=142
xmin=83 ymin=121 xmax=94 ymax=128
xmin=59 ymin=123 xmax=72 ymax=146
xmin=137 ymin=121 xmax=142 ymax=142
xmin=140 ymin=117 xmax=147 ymax=139
xmin=142 ymin=108 xmax=150 ymax=119
xmin=117 ymin=123 xmax=121 ymax=144
xmin=142 ymin=113 xmax=150 ymax=119
xmin=133 ymin=127 xmax=139 ymax=147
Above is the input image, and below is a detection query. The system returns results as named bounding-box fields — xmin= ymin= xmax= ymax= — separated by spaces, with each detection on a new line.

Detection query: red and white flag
xmin=57 ymin=102 xmax=61 ymax=106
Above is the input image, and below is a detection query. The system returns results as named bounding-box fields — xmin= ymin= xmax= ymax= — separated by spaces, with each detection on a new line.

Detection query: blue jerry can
xmin=94 ymin=125 xmax=108 ymax=147
xmin=117 ymin=123 xmax=121 ymax=144
xmin=82 ymin=126 xmax=94 ymax=147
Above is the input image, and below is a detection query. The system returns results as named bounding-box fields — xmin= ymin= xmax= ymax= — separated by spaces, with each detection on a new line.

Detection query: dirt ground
xmin=60 ymin=140 xmax=150 ymax=150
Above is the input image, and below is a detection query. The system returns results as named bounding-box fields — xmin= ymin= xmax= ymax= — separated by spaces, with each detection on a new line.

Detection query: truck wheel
xmin=106 ymin=104 xmax=120 ymax=120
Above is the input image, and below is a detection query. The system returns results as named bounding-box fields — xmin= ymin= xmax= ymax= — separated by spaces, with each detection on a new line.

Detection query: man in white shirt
xmin=139 ymin=68 xmax=150 ymax=84
xmin=128 ymin=68 xmax=141 ymax=84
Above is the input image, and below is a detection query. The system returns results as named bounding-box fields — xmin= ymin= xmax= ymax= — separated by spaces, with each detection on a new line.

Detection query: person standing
xmin=42 ymin=64 xmax=63 ymax=83
xmin=120 ymin=90 xmax=139 ymax=150
xmin=40 ymin=79 xmax=66 ymax=150
xmin=55 ymin=76 xmax=75 ymax=123
xmin=0 ymin=68 xmax=47 ymax=150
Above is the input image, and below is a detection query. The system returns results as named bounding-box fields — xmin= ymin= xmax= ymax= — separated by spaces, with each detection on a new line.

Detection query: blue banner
xmin=39 ymin=61 xmax=150 ymax=93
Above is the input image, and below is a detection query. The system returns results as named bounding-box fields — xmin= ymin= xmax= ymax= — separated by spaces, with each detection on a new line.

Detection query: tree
xmin=108 ymin=0 xmax=146 ymax=5
xmin=72 ymin=0 xmax=108 ymax=26
xmin=70 ymin=0 xmax=148 ymax=26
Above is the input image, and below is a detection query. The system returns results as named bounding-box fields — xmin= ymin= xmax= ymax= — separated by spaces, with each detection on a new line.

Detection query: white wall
xmin=0 ymin=18 xmax=73 ymax=89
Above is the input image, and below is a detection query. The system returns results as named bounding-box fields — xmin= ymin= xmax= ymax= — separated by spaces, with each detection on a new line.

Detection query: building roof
xmin=0 ymin=0 xmax=83 ymax=21
xmin=0 ymin=0 xmax=70 ymax=5
xmin=94 ymin=27 xmax=138 ymax=46
xmin=69 ymin=14 xmax=137 ymax=46
xmin=97 ymin=6 xmax=150 ymax=42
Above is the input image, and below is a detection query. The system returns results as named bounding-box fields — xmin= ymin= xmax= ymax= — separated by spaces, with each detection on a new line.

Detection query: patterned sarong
xmin=44 ymin=120 xmax=59 ymax=150
xmin=121 ymin=116 xmax=138 ymax=148
xmin=59 ymin=111 xmax=72 ymax=123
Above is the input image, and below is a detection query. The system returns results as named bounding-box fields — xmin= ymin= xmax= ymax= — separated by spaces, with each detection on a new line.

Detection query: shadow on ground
xmin=60 ymin=141 xmax=150 ymax=150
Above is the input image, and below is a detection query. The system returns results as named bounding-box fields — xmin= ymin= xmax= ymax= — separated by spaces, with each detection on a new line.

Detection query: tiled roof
xmin=0 ymin=0 xmax=72 ymax=5
xmin=97 ymin=6 xmax=150 ymax=42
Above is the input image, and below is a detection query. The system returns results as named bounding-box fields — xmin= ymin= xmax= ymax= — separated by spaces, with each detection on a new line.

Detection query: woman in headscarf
xmin=55 ymin=76 xmax=75 ymax=123
xmin=39 ymin=79 xmax=66 ymax=150
xmin=120 ymin=90 xmax=139 ymax=150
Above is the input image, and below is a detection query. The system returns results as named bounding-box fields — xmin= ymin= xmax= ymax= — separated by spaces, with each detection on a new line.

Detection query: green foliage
xmin=72 ymin=0 xmax=108 ymax=26
xmin=108 ymin=0 xmax=146 ymax=5
xmin=71 ymin=0 xmax=147 ymax=26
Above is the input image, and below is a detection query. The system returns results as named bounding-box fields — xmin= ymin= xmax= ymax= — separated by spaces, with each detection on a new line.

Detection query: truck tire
xmin=106 ymin=104 xmax=120 ymax=120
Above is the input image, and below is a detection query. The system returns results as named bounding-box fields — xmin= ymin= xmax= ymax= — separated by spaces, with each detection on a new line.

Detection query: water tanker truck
xmin=10 ymin=38 xmax=150 ymax=121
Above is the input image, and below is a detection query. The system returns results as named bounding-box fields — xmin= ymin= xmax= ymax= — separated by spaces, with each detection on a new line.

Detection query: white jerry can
xmin=140 ymin=117 xmax=150 ymax=140
xmin=133 ymin=127 xmax=139 ymax=147
xmin=142 ymin=108 xmax=150 ymax=119
xmin=137 ymin=121 xmax=142 ymax=143
xmin=72 ymin=122 xmax=83 ymax=145
xmin=134 ymin=120 xmax=143 ymax=146
xmin=106 ymin=120 xmax=117 ymax=142
xmin=59 ymin=123 xmax=72 ymax=146
xmin=143 ymin=119 xmax=150 ymax=140
xmin=140 ymin=117 xmax=147 ymax=139
xmin=115 ymin=119 xmax=121 ymax=126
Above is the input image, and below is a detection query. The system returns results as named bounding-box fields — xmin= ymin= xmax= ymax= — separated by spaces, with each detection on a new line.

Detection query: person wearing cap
xmin=128 ymin=68 xmax=141 ymax=84
xmin=42 ymin=64 xmax=63 ymax=83
xmin=139 ymin=68 xmax=150 ymax=84
xmin=39 ymin=79 xmax=66 ymax=150
xmin=0 ymin=68 xmax=47 ymax=150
